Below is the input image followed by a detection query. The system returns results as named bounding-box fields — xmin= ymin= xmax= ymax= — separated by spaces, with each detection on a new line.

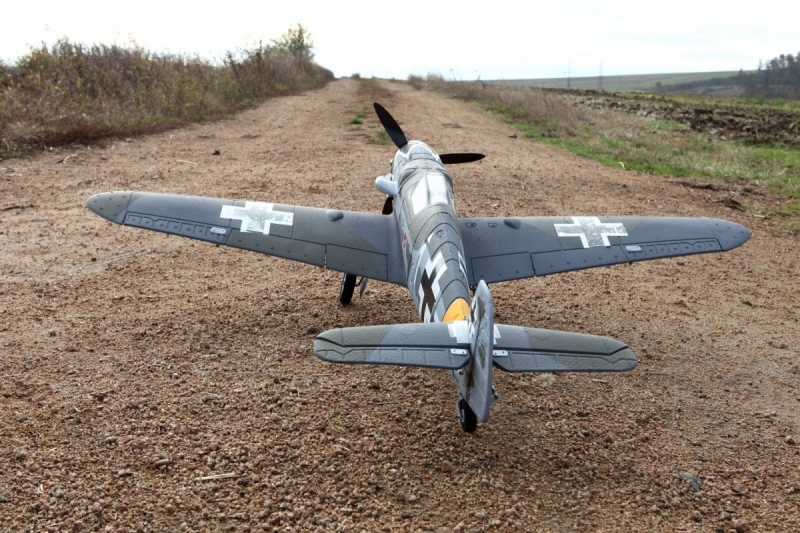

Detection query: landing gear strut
xmin=339 ymin=273 xmax=357 ymax=305
xmin=457 ymin=398 xmax=477 ymax=433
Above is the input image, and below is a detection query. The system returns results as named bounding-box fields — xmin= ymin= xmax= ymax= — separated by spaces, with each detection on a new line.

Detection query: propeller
xmin=441 ymin=153 xmax=485 ymax=164
xmin=373 ymin=103 xmax=485 ymax=165
xmin=374 ymin=103 xmax=408 ymax=148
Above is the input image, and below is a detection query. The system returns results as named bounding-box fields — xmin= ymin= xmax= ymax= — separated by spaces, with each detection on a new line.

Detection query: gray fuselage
xmin=386 ymin=141 xmax=471 ymax=323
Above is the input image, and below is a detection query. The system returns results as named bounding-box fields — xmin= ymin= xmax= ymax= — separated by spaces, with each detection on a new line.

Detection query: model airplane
xmin=87 ymin=103 xmax=750 ymax=432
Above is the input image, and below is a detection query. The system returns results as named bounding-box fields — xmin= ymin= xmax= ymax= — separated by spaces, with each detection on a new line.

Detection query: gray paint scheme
xmin=315 ymin=307 xmax=636 ymax=373
xmin=87 ymin=191 xmax=407 ymax=284
xmin=460 ymin=216 xmax=749 ymax=283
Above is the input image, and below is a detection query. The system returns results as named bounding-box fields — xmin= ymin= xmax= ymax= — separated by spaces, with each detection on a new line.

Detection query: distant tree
xmin=738 ymin=51 xmax=800 ymax=99
xmin=272 ymin=24 xmax=314 ymax=60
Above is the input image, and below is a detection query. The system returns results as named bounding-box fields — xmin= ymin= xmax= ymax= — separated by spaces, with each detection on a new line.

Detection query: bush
xmin=0 ymin=34 xmax=333 ymax=156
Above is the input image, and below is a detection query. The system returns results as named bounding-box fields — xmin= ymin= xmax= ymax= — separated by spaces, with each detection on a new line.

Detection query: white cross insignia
xmin=219 ymin=202 xmax=294 ymax=235
xmin=554 ymin=217 xmax=628 ymax=248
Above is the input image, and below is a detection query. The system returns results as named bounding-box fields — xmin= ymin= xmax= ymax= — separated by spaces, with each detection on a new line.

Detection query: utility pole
xmin=599 ymin=61 xmax=603 ymax=91
xmin=568 ymin=62 xmax=571 ymax=89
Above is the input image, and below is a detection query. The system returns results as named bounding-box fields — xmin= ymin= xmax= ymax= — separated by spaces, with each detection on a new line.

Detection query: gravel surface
xmin=1 ymin=78 xmax=798 ymax=532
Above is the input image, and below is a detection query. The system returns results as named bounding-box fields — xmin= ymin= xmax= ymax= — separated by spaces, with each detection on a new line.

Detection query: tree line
xmin=652 ymin=51 xmax=800 ymax=99
xmin=737 ymin=52 xmax=800 ymax=98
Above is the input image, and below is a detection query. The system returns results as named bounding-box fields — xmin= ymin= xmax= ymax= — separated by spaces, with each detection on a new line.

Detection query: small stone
xmin=306 ymin=326 xmax=320 ymax=335
xmin=438 ymin=461 xmax=453 ymax=473
xmin=785 ymin=436 xmax=795 ymax=445
xmin=212 ymin=149 xmax=221 ymax=156
xmin=117 ymin=469 xmax=132 ymax=477
xmin=733 ymin=521 xmax=750 ymax=533
xmin=474 ymin=511 xmax=485 ymax=519
xmin=678 ymin=471 xmax=703 ymax=492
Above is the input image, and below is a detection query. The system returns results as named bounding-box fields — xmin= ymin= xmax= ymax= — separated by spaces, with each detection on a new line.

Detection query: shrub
xmin=0 ymin=34 xmax=333 ymax=156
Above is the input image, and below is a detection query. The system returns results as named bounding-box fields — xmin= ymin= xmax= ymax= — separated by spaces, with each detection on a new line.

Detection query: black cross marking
xmin=419 ymin=265 xmax=440 ymax=321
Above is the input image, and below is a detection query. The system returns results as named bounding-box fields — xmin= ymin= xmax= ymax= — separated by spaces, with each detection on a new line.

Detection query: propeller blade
xmin=374 ymin=103 xmax=408 ymax=148
xmin=440 ymin=153 xmax=486 ymax=165
xmin=382 ymin=196 xmax=394 ymax=215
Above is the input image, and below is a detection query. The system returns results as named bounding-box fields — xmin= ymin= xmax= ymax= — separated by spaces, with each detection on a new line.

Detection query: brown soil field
xmin=559 ymin=88 xmax=800 ymax=147
xmin=1 ymin=79 xmax=798 ymax=532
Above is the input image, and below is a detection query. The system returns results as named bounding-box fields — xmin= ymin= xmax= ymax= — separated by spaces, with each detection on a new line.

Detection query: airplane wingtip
xmin=714 ymin=219 xmax=751 ymax=251
xmin=86 ymin=191 xmax=133 ymax=224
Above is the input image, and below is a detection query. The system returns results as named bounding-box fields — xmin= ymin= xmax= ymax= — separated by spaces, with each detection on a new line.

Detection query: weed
xmin=349 ymin=105 xmax=369 ymax=125
xmin=415 ymin=75 xmax=800 ymax=199
xmin=1 ymin=140 xmax=25 ymax=160
xmin=375 ymin=130 xmax=391 ymax=145
xmin=0 ymin=35 xmax=334 ymax=156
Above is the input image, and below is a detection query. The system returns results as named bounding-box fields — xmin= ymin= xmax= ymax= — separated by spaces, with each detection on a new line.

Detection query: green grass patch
xmin=419 ymin=76 xmax=800 ymax=199
xmin=349 ymin=105 xmax=369 ymax=125
xmin=375 ymin=129 xmax=391 ymax=145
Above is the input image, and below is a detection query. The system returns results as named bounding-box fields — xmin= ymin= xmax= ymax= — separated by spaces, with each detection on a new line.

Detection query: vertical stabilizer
xmin=467 ymin=281 xmax=498 ymax=422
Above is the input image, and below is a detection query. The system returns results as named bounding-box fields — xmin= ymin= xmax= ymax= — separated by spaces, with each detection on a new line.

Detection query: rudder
xmin=466 ymin=280 xmax=498 ymax=423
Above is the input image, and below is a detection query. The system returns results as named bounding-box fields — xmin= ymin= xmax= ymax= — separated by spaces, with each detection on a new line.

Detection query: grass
xmin=0 ymin=38 xmax=334 ymax=157
xmin=417 ymin=75 xmax=800 ymax=200
xmin=496 ymin=71 xmax=745 ymax=92
xmin=345 ymin=78 xmax=395 ymax=146
xmin=349 ymin=106 xmax=369 ymax=125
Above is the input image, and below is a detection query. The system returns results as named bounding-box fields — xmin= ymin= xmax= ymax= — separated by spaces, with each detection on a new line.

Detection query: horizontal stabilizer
xmin=314 ymin=324 xmax=471 ymax=369
xmin=492 ymin=325 xmax=636 ymax=372
xmin=314 ymin=322 xmax=636 ymax=373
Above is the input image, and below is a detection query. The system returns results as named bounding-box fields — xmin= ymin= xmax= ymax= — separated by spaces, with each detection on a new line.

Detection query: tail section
xmin=461 ymin=280 xmax=498 ymax=423
xmin=312 ymin=279 xmax=637 ymax=432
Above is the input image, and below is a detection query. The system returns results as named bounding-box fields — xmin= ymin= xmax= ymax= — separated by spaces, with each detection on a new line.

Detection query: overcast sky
xmin=3 ymin=1 xmax=798 ymax=80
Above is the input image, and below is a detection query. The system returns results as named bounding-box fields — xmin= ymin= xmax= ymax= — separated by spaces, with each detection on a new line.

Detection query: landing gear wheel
xmin=457 ymin=398 xmax=477 ymax=433
xmin=339 ymin=273 xmax=357 ymax=305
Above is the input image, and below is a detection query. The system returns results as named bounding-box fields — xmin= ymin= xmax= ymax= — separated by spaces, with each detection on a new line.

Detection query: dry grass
xmin=0 ymin=39 xmax=333 ymax=157
xmin=414 ymin=75 xmax=800 ymax=200
xmin=422 ymin=73 xmax=585 ymax=138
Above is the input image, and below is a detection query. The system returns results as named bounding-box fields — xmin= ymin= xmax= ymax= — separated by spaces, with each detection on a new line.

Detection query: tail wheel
xmin=339 ymin=273 xmax=357 ymax=305
xmin=457 ymin=398 xmax=477 ymax=433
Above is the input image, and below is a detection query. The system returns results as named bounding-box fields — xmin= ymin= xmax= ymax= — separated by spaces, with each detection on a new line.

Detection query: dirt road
xmin=1 ymin=78 xmax=798 ymax=532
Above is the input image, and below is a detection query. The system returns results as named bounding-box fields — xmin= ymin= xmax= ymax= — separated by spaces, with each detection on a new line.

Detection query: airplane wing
xmin=313 ymin=321 xmax=636 ymax=372
xmin=86 ymin=191 xmax=407 ymax=285
xmin=459 ymin=216 xmax=750 ymax=284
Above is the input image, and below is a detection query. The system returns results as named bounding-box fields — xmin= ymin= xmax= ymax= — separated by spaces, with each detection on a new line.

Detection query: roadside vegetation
xmin=0 ymin=25 xmax=333 ymax=158
xmin=411 ymin=75 xmax=800 ymax=204
xmin=343 ymin=77 xmax=393 ymax=145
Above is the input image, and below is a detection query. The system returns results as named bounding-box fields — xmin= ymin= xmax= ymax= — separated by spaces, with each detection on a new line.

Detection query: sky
xmin=2 ymin=1 xmax=798 ymax=80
